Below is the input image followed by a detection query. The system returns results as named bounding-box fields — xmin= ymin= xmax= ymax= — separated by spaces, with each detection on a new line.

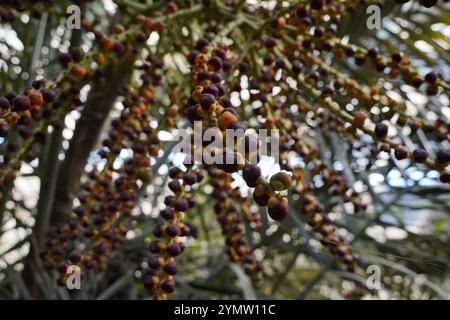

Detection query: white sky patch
xmin=102 ymin=0 xmax=117 ymax=15
xmin=386 ymin=90 xmax=403 ymax=103
xmin=369 ymin=173 xmax=385 ymax=186
xmin=13 ymin=176 xmax=40 ymax=208
xmin=240 ymin=89 xmax=250 ymax=101
xmin=0 ymin=26 xmax=23 ymax=51
xmin=231 ymin=91 xmax=241 ymax=107
xmin=405 ymin=91 xmax=427 ymax=106
xmin=158 ymin=130 xmax=174 ymax=141
xmin=366 ymin=225 xmax=387 ymax=243
xmin=147 ymin=32 xmax=160 ymax=47
xmin=431 ymin=23 xmax=450 ymax=39
xmin=414 ymin=40 xmax=434 ymax=54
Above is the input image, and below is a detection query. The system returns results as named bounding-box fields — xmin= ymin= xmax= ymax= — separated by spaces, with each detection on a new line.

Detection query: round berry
xmin=394 ymin=147 xmax=409 ymax=160
xmin=143 ymin=276 xmax=155 ymax=289
xmin=202 ymin=84 xmax=219 ymax=98
xmin=420 ymin=0 xmax=437 ymax=8
xmin=174 ymin=199 xmax=189 ymax=211
xmin=163 ymin=260 xmax=178 ymax=275
xmin=292 ymin=61 xmax=304 ymax=74
xmin=12 ymin=95 xmax=31 ymax=111
xmin=168 ymin=180 xmax=182 ymax=193
xmin=218 ymin=111 xmax=238 ymax=130
xmin=149 ymin=240 xmax=163 ymax=254
xmin=374 ymin=122 xmax=389 ymax=138
xmin=253 ymin=193 xmax=269 ymax=207
xmin=161 ymin=279 xmax=176 ymax=293
xmin=208 ymin=56 xmax=223 ymax=71
xmin=270 ymin=172 xmax=292 ymax=191
xmin=0 ymin=96 xmax=10 ymax=109
xmin=242 ymin=164 xmax=261 ymax=188
xmin=424 ymin=71 xmax=437 ymax=84
xmin=42 ymin=89 xmax=56 ymax=102
xmin=69 ymin=250 xmax=82 ymax=263
xmin=310 ymin=0 xmax=323 ymax=10
xmin=197 ymin=70 xmax=210 ymax=82
xmin=149 ymin=254 xmax=163 ymax=269
xmin=391 ymin=52 xmax=403 ymax=63
xmin=183 ymin=172 xmax=197 ymax=185
xmin=413 ymin=149 xmax=428 ymax=163
xmin=169 ymin=167 xmax=182 ymax=179
xmin=161 ymin=208 xmax=175 ymax=220
xmin=166 ymin=224 xmax=180 ymax=237
xmin=436 ymin=150 xmax=450 ymax=165
xmin=58 ymin=53 xmax=72 ymax=67
xmin=200 ymin=93 xmax=215 ymax=110
xmin=166 ymin=243 xmax=182 ymax=257
xmin=367 ymin=48 xmax=378 ymax=59
xmin=353 ymin=111 xmax=368 ymax=127
xmin=440 ymin=171 xmax=450 ymax=183
xmin=268 ymin=201 xmax=289 ymax=221
xmin=0 ymin=123 xmax=10 ymax=137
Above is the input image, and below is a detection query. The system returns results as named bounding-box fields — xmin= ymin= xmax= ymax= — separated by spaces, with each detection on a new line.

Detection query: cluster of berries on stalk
xmin=37 ymin=15 xmax=182 ymax=284
xmin=142 ymin=163 xmax=202 ymax=299
xmin=41 ymin=84 xmax=161 ymax=283
xmin=186 ymin=40 xmax=292 ymax=222
xmin=1 ymin=0 xmax=449 ymax=300
xmin=207 ymin=166 xmax=263 ymax=286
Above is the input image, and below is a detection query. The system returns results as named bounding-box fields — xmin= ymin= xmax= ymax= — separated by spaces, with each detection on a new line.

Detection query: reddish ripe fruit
xmin=218 ymin=111 xmax=238 ymax=130
xmin=353 ymin=111 xmax=368 ymax=127
xmin=73 ymin=66 xmax=88 ymax=80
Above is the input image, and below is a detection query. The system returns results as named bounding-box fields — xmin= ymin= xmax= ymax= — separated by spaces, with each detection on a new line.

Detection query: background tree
xmin=0 ymin=0 xmax=449 ymax=300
